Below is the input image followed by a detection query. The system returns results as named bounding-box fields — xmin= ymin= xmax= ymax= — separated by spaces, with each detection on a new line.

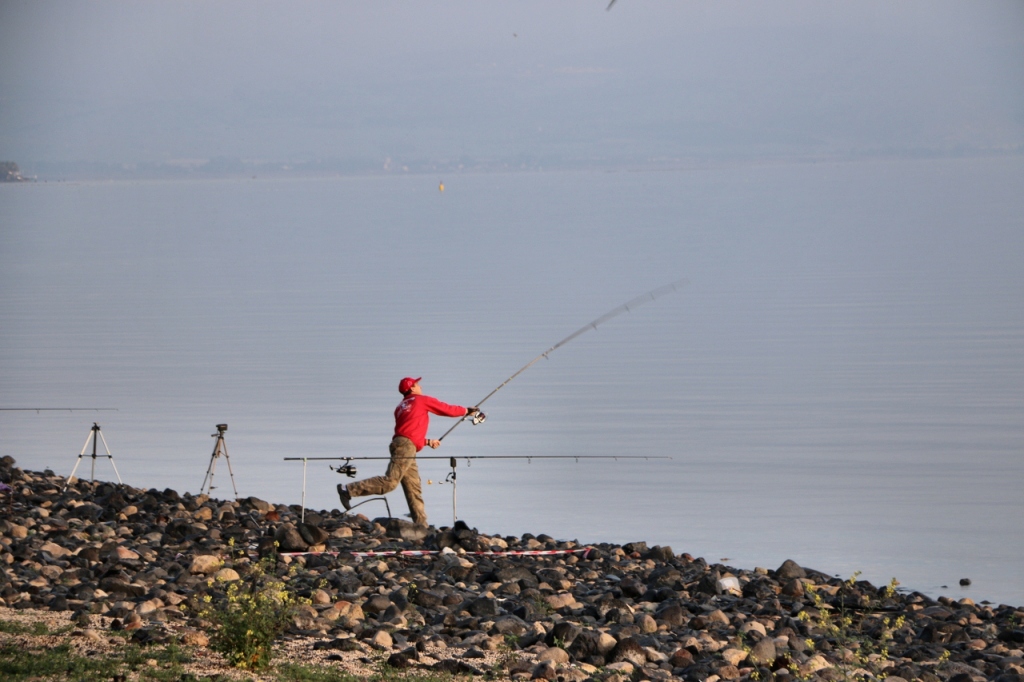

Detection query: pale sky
xmin=1 ymin=1 xmax=1022 ymax=171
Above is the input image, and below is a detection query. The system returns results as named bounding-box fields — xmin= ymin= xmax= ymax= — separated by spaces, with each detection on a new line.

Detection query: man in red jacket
xmin=338 ymin=377 xmax=477 ymax=527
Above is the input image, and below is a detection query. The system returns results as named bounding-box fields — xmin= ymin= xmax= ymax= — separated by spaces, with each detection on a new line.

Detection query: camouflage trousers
xmin=346 ymin=436 xmax=427 ymax=526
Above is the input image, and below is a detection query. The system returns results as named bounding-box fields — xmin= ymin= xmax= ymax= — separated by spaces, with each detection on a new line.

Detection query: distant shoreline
xmin=7 ymin=149 xmax=1024 ymax=184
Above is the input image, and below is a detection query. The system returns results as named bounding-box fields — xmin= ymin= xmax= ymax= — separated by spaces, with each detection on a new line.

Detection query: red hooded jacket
xmin=394 ymin=394 xmax=467 ymax=451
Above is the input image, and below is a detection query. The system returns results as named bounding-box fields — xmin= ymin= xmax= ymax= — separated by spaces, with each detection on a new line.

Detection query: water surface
xmin=2 ymin=157 xmax=1022 ymax=605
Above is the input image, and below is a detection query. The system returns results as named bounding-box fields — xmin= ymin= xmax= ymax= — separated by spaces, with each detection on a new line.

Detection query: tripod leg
xmin=78 ymin=429 xmax=95 ymax=457
xmin=64 ymin=456 xmax=84 ymax=492
xmin=91 ymin=431 xmax=97 ymax=482
xmin=201 ymin=437 xmax=220 ymax=495
xmin=107 ymin=457 xmax=124 ymax=485
xmin=66 ymin=424 xmax=98 ymax=492
xmin=221 ymin=438 xmax=239 ymax=499
xmin=96 ymin=430 xmax=123 ymax=485
xmin=450 ymin=458 xmax=458 ymax=525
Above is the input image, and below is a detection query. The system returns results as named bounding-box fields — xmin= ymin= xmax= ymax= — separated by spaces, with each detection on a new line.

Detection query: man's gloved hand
xmin=466 ymin=406 xmax=479 ymax=415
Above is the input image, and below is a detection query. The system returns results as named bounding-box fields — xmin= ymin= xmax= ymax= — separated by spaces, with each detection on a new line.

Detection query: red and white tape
xmin=279 ymin=546 xmax=595 ymax=559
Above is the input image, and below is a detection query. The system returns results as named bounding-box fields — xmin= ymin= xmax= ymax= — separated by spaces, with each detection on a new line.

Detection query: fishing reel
xmin=469 ymin=411 xmax=486 ymax=425
xmin=330 ymin=462 xmax=358 ymax=478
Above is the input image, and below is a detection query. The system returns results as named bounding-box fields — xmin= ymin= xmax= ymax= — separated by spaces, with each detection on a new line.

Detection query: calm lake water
xmin=2 ymin=157 xmax=1022 ymax=606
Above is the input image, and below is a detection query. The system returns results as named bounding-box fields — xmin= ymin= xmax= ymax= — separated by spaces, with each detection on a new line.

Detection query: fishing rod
xmin=436 ymin=279 xmax=687 ymax=443
xmin=283 ymin=454 xmax=671 ymax=524
xmin=0 ymin=408 xmax=119 ymax=413
xmin=284 ymin=283 xmax=684 ymax=522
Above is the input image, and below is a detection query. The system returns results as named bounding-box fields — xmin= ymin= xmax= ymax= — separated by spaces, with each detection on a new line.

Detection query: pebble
xmin=1 ymin=454 xmax=1022 ymax=682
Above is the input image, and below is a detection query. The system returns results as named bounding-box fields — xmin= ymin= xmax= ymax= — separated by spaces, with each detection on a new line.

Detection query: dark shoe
xmin=337 ymin=483 xmax=351 ymax=511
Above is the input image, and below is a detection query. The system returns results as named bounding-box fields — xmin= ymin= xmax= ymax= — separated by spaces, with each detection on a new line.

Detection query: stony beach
xmin=1 ymin=455 xmax=1022 ymax=682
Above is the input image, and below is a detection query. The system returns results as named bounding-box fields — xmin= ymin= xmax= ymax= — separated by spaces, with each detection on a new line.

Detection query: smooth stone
xmin=722 ymin=648 xmax=748 ymax=666
xmin=782 ymin=579 xmax=804 ymax=598
xmin=799 ymin=654 xmax=832 ymax=675
xmin=39 ymin=541 xmax=72 ymax=558
xmin=533 ymin=660 xmax=559 ymax=680
xmin=748 ymin=637 xmax=777 ymax=665
xmin=707 ymin=609 xmax=730 ymax=626
xmin=189 ymin=555 xmax=223 ymax=575
xmin=136 ymin=599 xmax=164 ymax=616
xmin=537 ymin=647 xmax=570 ymax=664
xmin=110 ymin=546 xmax=140 ymax=562
xmin=656 ymin=604 xmax=687 ymax=627
xmin=370 ymin=629 xmax=394 ymax=649
xmin=606 ymin=661 xmax=635 ymax=673
xmin=740 ymin=620 xmax=767 ymax=637
xmin=716 ymin=664 xmax=741 ymax=680
xmin=544 ymin=593 xmax=576 ymax=610
xmin=637 ymin=613 xmax=658 ymax=633
xmin=213 ymin=568 xmax=240 ymax=582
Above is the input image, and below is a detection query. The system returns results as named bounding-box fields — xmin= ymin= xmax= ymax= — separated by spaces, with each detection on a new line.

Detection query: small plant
xmin=798 ymin=573 xmax=905 ymax=681
xmin=275 ymin=661 xmax=362 ymax=681
xmin=0 ymin=618 xmax=73 ymax=636
xmin=0 ymin=642 xmax=120 ymax=680
xmin=532 ymin=594 xmax=554 ymax=616
xmin=198 ymin=558 xmax=301 ymax=669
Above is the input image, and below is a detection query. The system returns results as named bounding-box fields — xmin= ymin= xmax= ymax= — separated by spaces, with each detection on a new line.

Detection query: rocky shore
xmin=1 ymin=456 xmax=1022 ymax=682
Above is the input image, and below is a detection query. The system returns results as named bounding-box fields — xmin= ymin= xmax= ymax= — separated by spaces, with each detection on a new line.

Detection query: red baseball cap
xmin=398 ymin=377 xmax=421 ymax=394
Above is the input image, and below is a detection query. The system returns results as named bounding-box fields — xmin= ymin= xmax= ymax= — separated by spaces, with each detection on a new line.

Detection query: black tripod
xmin=64 ymin=422 xmax=123 ymax=491
xmin=200 ymin=423 xmax=238 ymax=498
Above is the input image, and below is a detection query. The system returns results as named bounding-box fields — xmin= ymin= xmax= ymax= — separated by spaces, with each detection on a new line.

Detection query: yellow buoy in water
xmin=439 ymin=181 xmax=444 ymax=193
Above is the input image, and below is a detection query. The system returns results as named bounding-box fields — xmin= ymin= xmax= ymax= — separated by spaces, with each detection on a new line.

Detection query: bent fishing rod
xmin=436 ymin=278 xmax=687 ymax=443
xmin=282 ymin=279 xmax=686 ymax=468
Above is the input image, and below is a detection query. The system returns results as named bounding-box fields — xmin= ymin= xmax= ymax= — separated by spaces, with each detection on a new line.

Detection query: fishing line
xmin=437 ymin=279 xmax=687 ymax=443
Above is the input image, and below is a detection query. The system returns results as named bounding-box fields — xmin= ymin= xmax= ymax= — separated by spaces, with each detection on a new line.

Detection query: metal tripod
xmin=64 ymin=422 xmax=123 ymax=491
xmin=200 ymin=424 xmax=238 ymax=498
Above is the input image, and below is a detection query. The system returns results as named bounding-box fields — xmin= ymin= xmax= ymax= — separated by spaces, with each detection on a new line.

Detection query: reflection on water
xmin=1 ymin=158 xmax=1022 ymax=605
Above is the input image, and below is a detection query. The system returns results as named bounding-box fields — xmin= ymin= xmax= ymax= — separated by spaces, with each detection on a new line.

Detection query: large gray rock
xmin=609 ymin=637 xmax=647 ymax=667
xmin=566 ymin=629 xmax=605 ymax=662
xmin=274 ymin=525 xmax=308 ymax=551
xmin=381 ymin=518 xmax=430 ymax=542
xmin=363 ymin=594 xmax=393 ymax=614
xmin=776 ymin=559 xmax=806 ymax=581
xmin=467 ymin=597 xmax=500 ymax=618
xmin=748 ymin=637 xmax=777 ymax=666
xmin=298 ymin=522 xmax=329 ymax=546
xmin=546 ymin=621 xmax=582 ymax=648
